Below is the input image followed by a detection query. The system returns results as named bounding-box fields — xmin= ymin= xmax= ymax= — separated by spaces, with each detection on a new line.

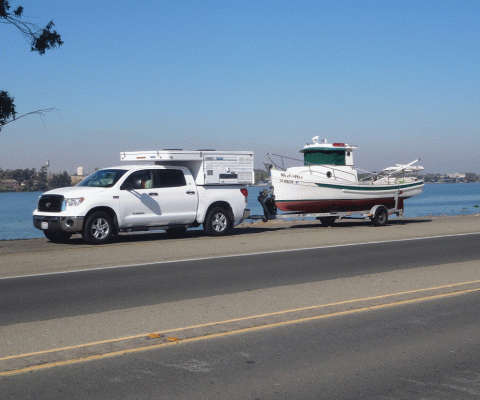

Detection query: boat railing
xmin=360 ymin=159 xmax=423 ymax=183
xmin=266 ymin=153 xmax=358 ymax=183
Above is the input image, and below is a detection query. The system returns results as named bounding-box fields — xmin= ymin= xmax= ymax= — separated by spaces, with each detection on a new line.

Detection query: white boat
xmin=268 ymin=137 xmax=424 ymax=215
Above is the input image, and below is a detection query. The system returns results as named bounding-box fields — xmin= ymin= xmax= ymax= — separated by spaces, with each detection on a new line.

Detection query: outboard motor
xmin=258 ymin=188 xmax=277 ymax=221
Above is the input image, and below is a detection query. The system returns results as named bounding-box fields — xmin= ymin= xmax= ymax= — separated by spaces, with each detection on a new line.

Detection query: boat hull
xmin=271 ymin=170 xmax=424 ymax=213
xmin=275 ymin=197 xmax=404 ymax=213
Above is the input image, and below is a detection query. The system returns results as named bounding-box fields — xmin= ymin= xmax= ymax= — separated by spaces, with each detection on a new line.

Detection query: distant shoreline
xmin=2 ymin=180 xmax=479 ymax=194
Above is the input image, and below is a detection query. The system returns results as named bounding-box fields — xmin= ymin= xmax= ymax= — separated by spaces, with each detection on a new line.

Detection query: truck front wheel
xmin=83 ymin=211 xmax=113 ymax=244
xmin=204 ymin=206 xmax=233 ymax=236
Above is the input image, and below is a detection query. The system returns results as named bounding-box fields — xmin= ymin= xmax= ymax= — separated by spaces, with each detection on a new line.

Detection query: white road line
xmin=2 ymin=231 xmax=480 ymax=280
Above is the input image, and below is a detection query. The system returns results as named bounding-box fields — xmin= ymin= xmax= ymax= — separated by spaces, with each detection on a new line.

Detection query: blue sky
xmin=1 ymin=0 xmax=479 ymax=174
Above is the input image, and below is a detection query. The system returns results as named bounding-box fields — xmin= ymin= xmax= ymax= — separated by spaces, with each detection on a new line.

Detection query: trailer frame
xmin=247 ymin=187 xmax=404 ymax=227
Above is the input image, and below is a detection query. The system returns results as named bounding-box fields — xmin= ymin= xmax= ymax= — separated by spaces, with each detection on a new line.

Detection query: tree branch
xmin=0 ymin=108 xmax=58 ymax=131
xmin=0 ymin=1 xmax=63 ymax=54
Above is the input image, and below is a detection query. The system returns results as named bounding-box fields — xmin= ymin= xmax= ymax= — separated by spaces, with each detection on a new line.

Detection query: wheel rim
xmin=378 ymin=211 xmax=387 ymax=224
xmin=212 ymin=213 xmax=227 ymax=232
xmin=91 ymin=217 xmax=110 ymax=239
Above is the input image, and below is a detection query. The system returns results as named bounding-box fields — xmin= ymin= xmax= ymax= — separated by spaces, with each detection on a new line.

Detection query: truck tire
xmin=372 ymin=206 xmax=388 ymax=227
xmin=44 ymin=231 xmax=72 ymax=243
xmin=204 ymin=206 xmax=233 ymax=236
xmin=83 ymin=211 xmax=113 ymax=244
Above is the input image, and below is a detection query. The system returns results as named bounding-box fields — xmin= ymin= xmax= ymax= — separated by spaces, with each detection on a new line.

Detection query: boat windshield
xmin=302 ymin=149 xmax=346 ymax=166
xmin=77 ymin=169 xmax=127 ymax=188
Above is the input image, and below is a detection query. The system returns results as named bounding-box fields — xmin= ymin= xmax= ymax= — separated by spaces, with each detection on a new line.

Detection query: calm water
xmin=1 ymin=183 xmax=480 ymax=241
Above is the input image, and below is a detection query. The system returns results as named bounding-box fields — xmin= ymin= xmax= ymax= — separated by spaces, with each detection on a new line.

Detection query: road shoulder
xmin=1 ymin=215 xmax=480 ymax=278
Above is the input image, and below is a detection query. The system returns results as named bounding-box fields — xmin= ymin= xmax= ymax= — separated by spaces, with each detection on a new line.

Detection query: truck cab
xmin=33 ymin=153 xmax=252 ymax=245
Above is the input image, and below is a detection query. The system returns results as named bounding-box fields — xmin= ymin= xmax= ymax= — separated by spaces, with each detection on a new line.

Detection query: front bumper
xmin=33 ymin=215 xmax=84 ymax=233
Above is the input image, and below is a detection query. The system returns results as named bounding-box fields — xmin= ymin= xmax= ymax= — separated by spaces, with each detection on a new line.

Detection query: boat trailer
xmin=248 ymin=188 xmax=404 ymax=227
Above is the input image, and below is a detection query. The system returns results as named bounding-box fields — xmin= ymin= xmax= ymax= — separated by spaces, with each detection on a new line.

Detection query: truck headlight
xmin=65 ymin=197 xmax=85 ymax=207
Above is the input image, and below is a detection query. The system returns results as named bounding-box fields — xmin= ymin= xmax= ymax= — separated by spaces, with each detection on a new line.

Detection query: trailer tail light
xmin=240 ymin=188 xmax=248 ymax=201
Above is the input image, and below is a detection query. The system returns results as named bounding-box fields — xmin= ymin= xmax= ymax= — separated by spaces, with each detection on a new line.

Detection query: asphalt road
xmin=3 ymin=286 xmax=480 ymax=399
xmin=2 ymin=233 xmax=480 ymax=326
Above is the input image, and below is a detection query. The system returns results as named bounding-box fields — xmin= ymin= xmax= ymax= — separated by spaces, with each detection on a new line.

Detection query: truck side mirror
xmin=121 ymin=179 xmax=143 ymax=190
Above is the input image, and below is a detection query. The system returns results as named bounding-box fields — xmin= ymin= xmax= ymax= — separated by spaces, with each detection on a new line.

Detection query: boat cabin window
xmin=303 ymin=149 xmax=346 ymax=166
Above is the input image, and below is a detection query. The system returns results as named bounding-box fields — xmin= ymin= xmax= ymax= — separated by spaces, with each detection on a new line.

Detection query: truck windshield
xmin=77 ymin=169 xmax=127 ymax=188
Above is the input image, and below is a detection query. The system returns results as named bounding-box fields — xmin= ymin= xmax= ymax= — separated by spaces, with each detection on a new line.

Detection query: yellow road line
xmin=2 ymin=279 xmax=480 ymax=363
xmin=2 ymin=285 xmax=480 ymax=377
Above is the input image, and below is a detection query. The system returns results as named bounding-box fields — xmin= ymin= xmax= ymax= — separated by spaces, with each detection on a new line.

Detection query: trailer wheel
xmin=44 ymin=231 xmax=72 ymax=243
xmin=204 ymin=206 xmax=233 ymax=236
xmin=83 ymin=211 xmax=113 ymax=244
xmin=372 ymin=206 xmax=388 ymax=227
xmin=318 ymin=217 xmax=337 ymax=227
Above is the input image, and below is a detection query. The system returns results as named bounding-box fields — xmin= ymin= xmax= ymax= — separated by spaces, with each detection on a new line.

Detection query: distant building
xmin=0 ymin=179 xmax=20 ymax=191
xmin=447 ymin=173 xmax=466 ymax=179
xmin=71 ymin=166 xmax=86 ymax=185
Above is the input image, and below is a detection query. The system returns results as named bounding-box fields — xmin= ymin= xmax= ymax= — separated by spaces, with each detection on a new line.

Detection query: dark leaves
xmin=13 ymin=5 xmax=22 ymax=17
xmin=0 ymin=1 xmax=63 ymax=55
xmin=31 ymin=20 xmax=63 ymax=55
xmin=0 ymin=0 xmax=10 ymax=18
xmin=0 ymin=91 xmax=17 ymax=125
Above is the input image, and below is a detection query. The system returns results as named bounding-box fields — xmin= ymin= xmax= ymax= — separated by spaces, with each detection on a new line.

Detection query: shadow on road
xmin=1 ymin=218 xmax=433 ymax=253
xmin=287 ymin=217 xmax=433 ymax=230
xmin=57 ymin=217 xmax=433 ymax=245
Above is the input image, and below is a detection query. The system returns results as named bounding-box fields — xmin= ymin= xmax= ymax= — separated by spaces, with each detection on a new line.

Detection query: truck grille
xmin=38 ymin=195 xmax=64 ymax=212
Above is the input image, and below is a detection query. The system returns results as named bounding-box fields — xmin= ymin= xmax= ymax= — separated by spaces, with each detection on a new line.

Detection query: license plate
xmin=41 ymin=222 xmax=49 ymax=230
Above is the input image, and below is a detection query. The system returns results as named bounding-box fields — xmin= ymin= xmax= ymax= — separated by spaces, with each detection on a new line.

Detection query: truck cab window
xmin=154 ymin=169 xmax=187 ymax=188
xmin=121 ymin=170 xmax=154 ymax=190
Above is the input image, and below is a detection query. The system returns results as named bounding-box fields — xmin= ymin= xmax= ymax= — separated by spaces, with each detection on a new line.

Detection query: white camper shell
xmin=120 ymin=150 xmax=254 ymax=186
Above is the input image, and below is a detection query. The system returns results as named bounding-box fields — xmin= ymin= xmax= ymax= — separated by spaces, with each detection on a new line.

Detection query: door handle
xmin=149 ymin=192 xmax=158 ymax=196
xmin=186 ymin=191 xmax=196 ymax=195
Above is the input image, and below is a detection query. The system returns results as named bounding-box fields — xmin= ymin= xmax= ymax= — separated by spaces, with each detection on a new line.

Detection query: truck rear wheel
xmin=83 ymin=211 xmax=113 ymax=244
xmin=204 ymin=206 xmax=233 ymax=236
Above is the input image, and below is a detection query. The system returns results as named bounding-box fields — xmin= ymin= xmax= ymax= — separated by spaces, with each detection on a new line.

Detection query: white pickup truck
xmin=33 ymin=150 xmax=253 ymax=244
